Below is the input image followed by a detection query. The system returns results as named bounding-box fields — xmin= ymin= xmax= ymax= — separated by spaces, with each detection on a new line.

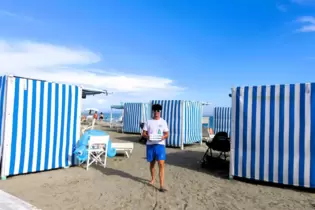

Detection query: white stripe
xmin=246 ymin=87 xmax=253 ymax=178
xmin=40 ymin=82 xmax=48 ymax=171
xmin=230 ymin=88 xmax=236 ymax=177
xmin=263 ymin=86 xmax=270 ymax=181
xmin=62 ymin=85 xmax=69 ymax=167
xmin=55 ymin=84 xmax=62 ymax=168
xmin=293 ymin=84 xmax=300 ymax=186
xmin=283 ymin=85 xmax=290 ymax=185
xmin=254 ymin=86 xmax=262 ymax=180
xmin=68 ymin=85 xmax=75 ymax=166
xmin=304 ymin=83 xmax=311 ymax=187
xmin=273 ymin=85 xmax=280 ymax=183
xmin=14 ymin=78 xmax=25 ymax=175
xmin=238 ymin=88 xmax=244 ymax=177
xmin=32 ymin=81 xmax=41 ymax=172
xmin=48 ymin=83 xmax=55 ymax=170
xmin=23 ymin=80 xmax=32 ymax=173
xmin=75 ymin=87 xmax=83 ymax=165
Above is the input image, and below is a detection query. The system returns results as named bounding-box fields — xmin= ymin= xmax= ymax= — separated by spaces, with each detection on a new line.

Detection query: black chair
xmin=200 ymin=131 xmax=230 ymax=168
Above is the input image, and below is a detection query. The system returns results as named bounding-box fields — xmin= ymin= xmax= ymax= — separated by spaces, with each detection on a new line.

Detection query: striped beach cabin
xmin=123 ymin=103 xmax=150 ymax=133
xmin=230 ymin=83 xmax=315 ymax=188
xmin=0 ymin=75 xmax=82 ymax=180
xmin=214 ymin=107 xmax=232 ymax=136
xmin=151 ymin=100 xmax=203 ymax=149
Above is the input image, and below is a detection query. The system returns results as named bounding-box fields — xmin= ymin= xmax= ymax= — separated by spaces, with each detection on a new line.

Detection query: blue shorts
xmin=146 ymin=144 xmax=166 ymax=162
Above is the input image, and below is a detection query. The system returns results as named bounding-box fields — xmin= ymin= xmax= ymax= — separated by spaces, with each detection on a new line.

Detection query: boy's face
xmin=153 ymin=110 xmax=161 ymax=118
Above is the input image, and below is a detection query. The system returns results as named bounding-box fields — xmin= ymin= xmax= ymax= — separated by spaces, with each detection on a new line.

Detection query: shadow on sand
xmin=166 ymin=150 xmax=230 ymax=179
xmin=92 ymin=165 xmax=159 ymax=190
xmin=166 ymin=150 xmax=315 ymax=193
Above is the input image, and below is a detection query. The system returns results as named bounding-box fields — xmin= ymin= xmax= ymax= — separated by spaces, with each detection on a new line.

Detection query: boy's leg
xmin=156 ymin=145 xmax=166 ymax=191
xmin=149 ymin=161 xmax=156 ymax=184
xmin=146 ymin=145 xmax=156 ymax=184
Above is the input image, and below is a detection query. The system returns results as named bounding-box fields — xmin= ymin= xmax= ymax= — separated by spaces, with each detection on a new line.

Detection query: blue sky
xmin=0 ymin=0 xmax=315 ymax=114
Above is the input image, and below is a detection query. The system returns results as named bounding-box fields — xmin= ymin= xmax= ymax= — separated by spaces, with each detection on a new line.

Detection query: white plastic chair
xmin=86 ymin=135 xmax=109 ymax=170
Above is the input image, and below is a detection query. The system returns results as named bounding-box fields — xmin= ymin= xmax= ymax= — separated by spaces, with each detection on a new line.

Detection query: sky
xmin=0 ymin=0 xmax=315 ymax=114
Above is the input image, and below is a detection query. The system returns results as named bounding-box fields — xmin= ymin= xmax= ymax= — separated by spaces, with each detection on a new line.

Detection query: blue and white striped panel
xmin=141 ymin=103 xmax=150 ymax=123
xmin=123 ymin=103 xmax=142 ymax=133
xmin=231 ymin=83 xmax=314 ymax=188
xmin=214 ymin=107 xmax=231 ymax=136
xmin=2 ymin=76 xmax=81 ymax=177
xmin=151 ymin=100 xmax=182 ymax=147
xmin=0 ymin=76 xmax=7 ymax=160
xmin=183 ymin=101 xmax=202 ymax=144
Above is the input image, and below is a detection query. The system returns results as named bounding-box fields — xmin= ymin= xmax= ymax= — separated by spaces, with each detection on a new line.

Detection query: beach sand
xmin=0 ymin=125 xmax=315 ymax=210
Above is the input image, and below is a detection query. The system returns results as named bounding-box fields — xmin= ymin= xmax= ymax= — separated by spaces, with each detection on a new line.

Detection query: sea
xmin=83 ymin=111 xmax=214 ymax=128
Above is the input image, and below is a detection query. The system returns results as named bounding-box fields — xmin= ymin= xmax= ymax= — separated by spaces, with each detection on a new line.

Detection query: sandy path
xmin=0 ymin=127 xmax=315 ymax=210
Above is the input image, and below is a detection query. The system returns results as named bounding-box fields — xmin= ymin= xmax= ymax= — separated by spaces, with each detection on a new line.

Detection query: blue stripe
xmin=72 ymin=87 xmax=79 ymax=165
xmin=268 ymin=85 xmax=275 ymax=182
xmin=299 ymin=83 xmax=305 ymax=187
xmin=36 ymin=81 xmax=45 ymax=172
xmin=288 ymin=84 xmax=295 ymax=185
xmin=242 ymin=87 xmax=248 ymax=177
xmin=310 ymin=83 xmax=315 ymax=188
xmin=9 ymin=78 xmax=20 ymax=175
xmin=19 ymin=79 xmax=28 ymax=174
xmin=44 ymin=82 xmax=52 ymax=170
xmin=278 ymin=85 xmax=285 ymax=184
xmin=27 ymin=80 xmax=37 ymax=172
xmin=65 ymin=86 xmax=73 ymax=167
xmin=259 ymin=86 xmax=266 ymax=181
xmin=250 ymin=86 xmax=257 ymax=179
xmin=0 ymin=76 xmax=7 ymax=145
xmin=52 ymin=84 xmax=59 ymax=169
xmin=234 ymin=87 xmax=240 ymax=176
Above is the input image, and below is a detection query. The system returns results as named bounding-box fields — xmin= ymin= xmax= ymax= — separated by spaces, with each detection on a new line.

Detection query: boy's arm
xmin=142 ymin=122 xmax=149 ymax=139
xmin=162 ymin=121 xmax=169 ymax=140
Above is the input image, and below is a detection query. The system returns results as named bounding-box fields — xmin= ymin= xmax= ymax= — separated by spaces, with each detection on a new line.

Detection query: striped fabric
xmin=214 ymin=107 xmax=231 ymax=136
xmin=123 ymin=103 xmax=149 ymax=133
xmin=151 ymin=100 xmax=202 ymax=148
xmin=183 ymin=101 xmax=203 ymax=144
xmin=1 ymin=76 xmax=81 ymax=178
xmin=152 ymin=100 xmax=182 ymax=147
xmin=0 ymin=76 xmax=7 ymax=161
xmin=230 ymin=83 xmax=314 ymax=188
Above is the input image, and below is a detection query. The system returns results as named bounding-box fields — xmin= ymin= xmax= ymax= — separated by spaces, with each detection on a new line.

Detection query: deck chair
xmin=200 ymin=132 xmax=230 ymax=167
xmin=85 ymin=135 xmax=109 ymax=170
xmin=111 ymin=142 xmax=134 ymax=158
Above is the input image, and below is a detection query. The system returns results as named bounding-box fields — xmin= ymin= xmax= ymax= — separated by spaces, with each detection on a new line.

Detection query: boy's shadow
xmin=92 ymin=165 xmax=159 ymax=190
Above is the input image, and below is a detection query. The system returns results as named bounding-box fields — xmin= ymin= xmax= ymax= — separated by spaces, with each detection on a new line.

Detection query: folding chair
xmin=86 ymin=135 xmax=109 ymax=170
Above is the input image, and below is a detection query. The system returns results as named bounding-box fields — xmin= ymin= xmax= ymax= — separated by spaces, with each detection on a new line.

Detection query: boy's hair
xmin=152 ymin=104 xmax=162 ymax=111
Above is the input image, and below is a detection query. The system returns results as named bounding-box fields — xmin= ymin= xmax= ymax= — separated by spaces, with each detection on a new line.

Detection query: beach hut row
xmin=123 ymin=100 xmax=203 ymax=150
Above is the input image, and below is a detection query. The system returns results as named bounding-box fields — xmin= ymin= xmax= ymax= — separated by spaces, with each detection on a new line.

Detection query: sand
xmin=0 ymin=125 xmax=315 ymax=210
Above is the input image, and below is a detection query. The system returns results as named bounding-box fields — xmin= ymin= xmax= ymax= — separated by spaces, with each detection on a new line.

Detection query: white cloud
xmin=296 ymin=16 xmax=315 ymax=32
xmin=0 ymin=40 xmax=184 ymax=110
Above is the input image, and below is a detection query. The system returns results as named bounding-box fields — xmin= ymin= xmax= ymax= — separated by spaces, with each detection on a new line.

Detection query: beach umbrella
xmin=84 ymin=108 xmax=99 ymax=112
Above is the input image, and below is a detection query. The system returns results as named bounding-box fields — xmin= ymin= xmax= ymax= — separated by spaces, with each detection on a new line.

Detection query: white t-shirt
xmin=143 ymin=118 xmax=169 ymax=145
